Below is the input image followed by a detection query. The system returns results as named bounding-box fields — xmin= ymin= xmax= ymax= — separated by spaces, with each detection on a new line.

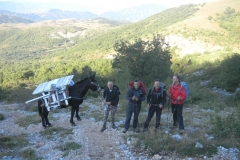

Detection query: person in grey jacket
xmin=123 ymin=80 xmax=145 ymax=133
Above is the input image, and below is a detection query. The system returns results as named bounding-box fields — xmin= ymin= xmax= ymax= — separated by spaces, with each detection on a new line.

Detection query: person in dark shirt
xmin=123 ymin=80 xmax=145 ymax=133
xmin=101 ymin=81 xmax=119 ymax=132
xmin=143 ymin=80 xmax=166 ymax=132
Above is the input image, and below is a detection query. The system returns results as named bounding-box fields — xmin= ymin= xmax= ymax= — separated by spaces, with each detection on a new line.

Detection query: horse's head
xmin=89 ymin=72 xmax=101 ymax=93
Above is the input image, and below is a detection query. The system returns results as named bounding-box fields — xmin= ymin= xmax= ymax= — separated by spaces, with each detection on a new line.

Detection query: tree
xmin=112 ymin=34 xmax=172 ymax=85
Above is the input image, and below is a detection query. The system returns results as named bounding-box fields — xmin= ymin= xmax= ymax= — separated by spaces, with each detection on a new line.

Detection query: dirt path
xmin=0 ymin=103 xmax=148 ymax=160
xmin=0 ymin=101 xmax=239 ymax=160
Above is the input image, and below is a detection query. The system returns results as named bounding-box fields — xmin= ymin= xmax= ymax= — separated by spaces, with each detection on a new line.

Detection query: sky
xmin=1 ymin=0 xmax=214 ymax=13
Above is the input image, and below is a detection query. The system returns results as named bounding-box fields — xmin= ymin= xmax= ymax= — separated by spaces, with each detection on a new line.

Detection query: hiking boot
xmin=142 ymin=128 xmax=148 ymax=132
xmin=100 ymin=125 xmax=106 ymax=132
xmin=122 ymin=128 xmax=128 ymax=133
xmin=179 ymin=129 xmax=184 ymax=134
xmin=133 ymin=128 xmax=139 ymax=133
xmin=112 ymin=125 xmax=117 ymax=129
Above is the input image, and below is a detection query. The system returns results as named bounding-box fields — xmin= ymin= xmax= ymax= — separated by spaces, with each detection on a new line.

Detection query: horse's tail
xmin=38 ymin=99 xmax=43 ymax=116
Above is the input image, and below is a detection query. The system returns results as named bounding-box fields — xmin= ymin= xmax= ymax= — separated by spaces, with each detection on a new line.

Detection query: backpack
xmin=105 ymin=84 xmax=121 ymax=95
xmin=129 ymin=81 xmax=147 ymax=94
xmin=171 ymin=82 xmax=189 ymax=98
xmin=150 ymin=82 xmax=166 ymax=97
xmin=180 ymin=82 xmax=189 ymax=98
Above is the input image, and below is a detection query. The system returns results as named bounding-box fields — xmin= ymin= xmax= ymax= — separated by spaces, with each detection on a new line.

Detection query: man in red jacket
xmin=168 ymin=75 xmax=187 ymax=134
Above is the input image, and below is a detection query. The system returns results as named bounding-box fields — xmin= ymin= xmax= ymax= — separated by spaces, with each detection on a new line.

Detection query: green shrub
xmin=0 ymin=134 xmax=28 ymax=149
xmin=205 ymin=54 xmax=240 ymax=92
xmin=186 ymin=83 xmax=218 ymax=104
xmin=131 ymin=132 xmax=217 ymax=157
xmin=225 ymin=91 xmax=240 ymax=106
xmin=211 ymin=108 xmax=240 ymax=147
xmin=21 ymin=148 xmax=40 ymax=160
xmin=56 ymin=142 xmax=81 ymax=157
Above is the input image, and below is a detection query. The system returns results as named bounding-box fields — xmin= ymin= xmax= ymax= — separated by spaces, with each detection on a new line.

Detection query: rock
xmin=207 ymin=135 xmax=214 ymax=140
xmin=212 ymin=87 xmax=217 ymax=91
xmin=89 ymin=117 xmax=95 ymax=121
xmin=188 ymin=158 xmax=193 ymax=160
xmin=195 ymin=142 xmax=203 ymax=148
xmin=204 ymin=156 xmax=207 ymax=159
xmin=127 ymin=137 xmax=131 ymax=145
xmin=119 ymin=144 xmax=127 ymax=150
xmin=235 ymin=88 xmax=240 ymax=93
xmin=171 ymin=135 xmax=183 ymax=141
xmin=152 ymin=154 xmax=163 ymax=160
xmin=165 ymin=130 xmax=169 ymax=134
xmin=200 ymin=80 xmax=210 ymax=86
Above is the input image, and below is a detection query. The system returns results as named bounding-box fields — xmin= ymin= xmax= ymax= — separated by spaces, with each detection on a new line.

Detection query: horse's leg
xmin=45 ymin=111 xmax=52 ymax=127
xmin=41 ymin=115 xmax=47 ymax=128
xmin=76 ymin=104 xmax=81 ymax=121
xmin=38 ymin=100 xmax=46 ymax=128
xmin=70 ymin=105 xmax=76 ymax=126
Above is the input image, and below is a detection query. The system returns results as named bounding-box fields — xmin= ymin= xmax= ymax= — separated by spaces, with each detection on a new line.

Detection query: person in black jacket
xmin=123 ymin=80 xmax=145 ymax=133
xmin=143 ymin=80 xmax=166 ymax=132
xmin=101 ymin=81 xmax=119 ymax=132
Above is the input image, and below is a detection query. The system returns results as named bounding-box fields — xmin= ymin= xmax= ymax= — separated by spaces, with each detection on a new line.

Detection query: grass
xmin=56 ymin=142 xmax=81 ymax=157
xmin=40 ymin=127 xmax=73 ymax=139
xmin=0 ymin=134 xmax=29 ymax=149
xmin=0 ymin=134 xmax=30 ymax=159
xmin=121 ymin=81 xmax=240 ymax=158
xmin=0 ymin=113 xmax=4 ymax=120
xmin=20 ymin=148 xmax=41 ymax=160
xmin=16 ymin=114 xmax=41 ymax=128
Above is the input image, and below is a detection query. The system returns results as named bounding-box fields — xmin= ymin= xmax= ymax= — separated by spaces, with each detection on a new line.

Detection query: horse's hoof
xmin=47 ymin=123 xmax=52 ymax=127
xmin=43 ymin=125 xmax=47 ymax=129
xmin=70 ymin=121 xmax=76 ymax=126
xmin=77 ymin=118 xmax=82 ymax=121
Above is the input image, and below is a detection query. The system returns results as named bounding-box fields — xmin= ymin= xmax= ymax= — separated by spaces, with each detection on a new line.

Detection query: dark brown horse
xmin=38 ymin=73 xmax=101 ymax=127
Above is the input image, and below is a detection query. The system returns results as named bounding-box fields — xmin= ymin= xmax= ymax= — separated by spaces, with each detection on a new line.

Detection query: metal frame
xmin=26 ymin=75 xmax=74 ymax=110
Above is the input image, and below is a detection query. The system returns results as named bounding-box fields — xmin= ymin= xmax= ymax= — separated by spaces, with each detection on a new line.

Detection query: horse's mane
xmin=74 ymin=77 xmax=89 ymax=85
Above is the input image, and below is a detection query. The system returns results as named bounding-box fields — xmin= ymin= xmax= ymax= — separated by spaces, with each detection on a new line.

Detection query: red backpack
xmin=129 ymin=81 xmax=147 ymax=94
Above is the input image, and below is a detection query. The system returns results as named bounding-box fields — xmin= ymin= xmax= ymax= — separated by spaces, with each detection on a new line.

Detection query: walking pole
xmin=167 ymin=97 xmax=170 ymax=129
xmin=135 ymin=102 xmax=139 ymax=131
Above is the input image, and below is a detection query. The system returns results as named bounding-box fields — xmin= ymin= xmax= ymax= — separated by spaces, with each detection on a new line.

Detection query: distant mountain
xmin=100 ymin=4 xmax=166 ymax=22
xmin=0 ymin=9 xmax=97 ymax=21
xmin=0 ymin=14 xmax=32 ymax=23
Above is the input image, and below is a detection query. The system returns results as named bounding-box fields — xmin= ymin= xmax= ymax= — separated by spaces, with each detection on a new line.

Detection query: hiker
xmin=168 ymin=75 xmax=187 ymax=134
xmin=123 ymin=80 xmax=146 ymax=133
xmin=143 ymin=80 xmax=166 ymax=132
xmin=101 ymin=81 xmax=119 ymax=132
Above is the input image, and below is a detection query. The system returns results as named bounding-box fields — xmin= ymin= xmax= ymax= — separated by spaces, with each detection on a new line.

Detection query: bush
xmin=0 ymin=134 xmax=28 ymax=149
xmin=56 ymin=142 xmax=81 ymax=157
xmin=211 ymin=107 xmax=240 ymax=147
xmin=186 ymin=83 xmax=218 ymax=104
xmin=21 ymin=148 xmax=39 ymax=160
xmin=225 ymin=91 xmax=240 ymax=106
xmin=205 ymin=54 xmax=240 ymax=92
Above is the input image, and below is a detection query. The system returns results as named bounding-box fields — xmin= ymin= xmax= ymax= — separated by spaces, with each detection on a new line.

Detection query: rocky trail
xmin=0 ymin=99 xmax=239 ymax=160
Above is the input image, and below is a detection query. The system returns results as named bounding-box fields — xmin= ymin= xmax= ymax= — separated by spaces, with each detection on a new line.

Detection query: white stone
xmin=152 ymin=154 xmax=163 ymax=160
xmin=195 ymin=142 xmax=203 ymax=148
xmin=171 ymin=134 xmax=183 ymax=141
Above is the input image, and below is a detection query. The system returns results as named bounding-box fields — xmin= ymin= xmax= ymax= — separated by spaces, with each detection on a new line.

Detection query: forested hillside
xmin=0 ymin=14 xmax=32 ymax=23
xmin=0 ymin=2 xmax=240 ymax=101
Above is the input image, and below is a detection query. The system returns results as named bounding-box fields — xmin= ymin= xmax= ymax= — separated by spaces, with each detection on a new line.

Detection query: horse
xmin=38 ymin=72 xmax=101 ymax=127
